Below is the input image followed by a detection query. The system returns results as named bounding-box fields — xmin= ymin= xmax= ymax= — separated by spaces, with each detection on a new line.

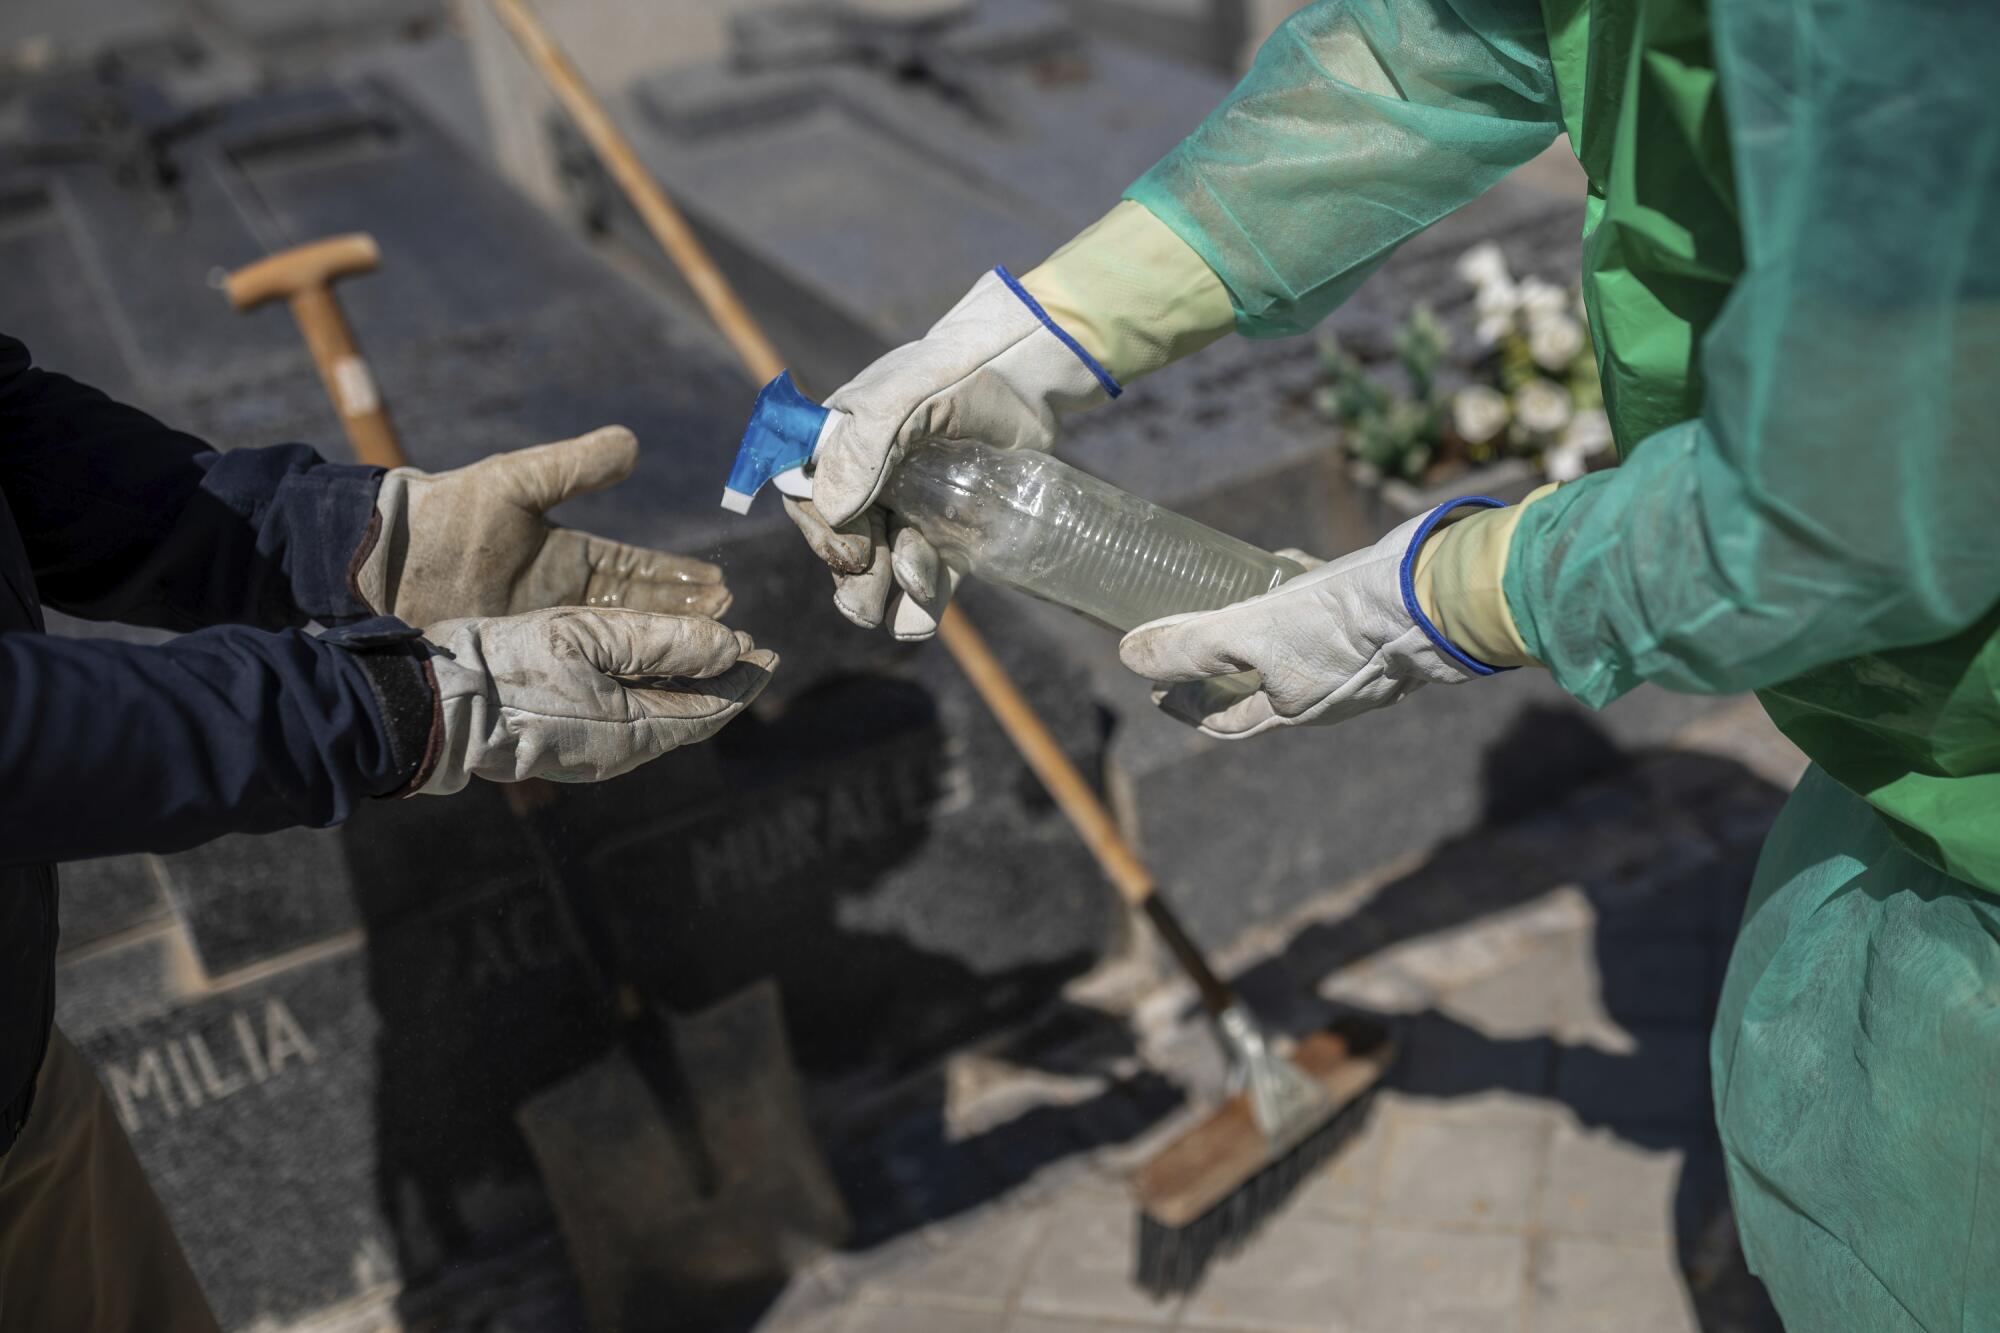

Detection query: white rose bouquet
xmin=1314 ymin=243 xmax=1611 ymax=487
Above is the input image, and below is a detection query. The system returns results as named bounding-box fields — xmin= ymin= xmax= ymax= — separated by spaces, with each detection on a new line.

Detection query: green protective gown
xmin=1128 ymin=0 xmax=2000 ymax=1325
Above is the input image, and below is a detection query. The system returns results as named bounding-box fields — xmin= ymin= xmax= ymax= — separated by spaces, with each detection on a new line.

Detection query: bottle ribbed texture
xmin=886 ymin=444 xmax=1299 ymax=633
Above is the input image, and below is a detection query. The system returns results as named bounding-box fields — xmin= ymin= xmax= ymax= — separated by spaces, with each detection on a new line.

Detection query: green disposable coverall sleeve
xmin=1127 ymin=0 xmax=1563 ymax=339
xmin=1502 ymin=0 xmax=2000 ymax=707
xmin=1134 ymin=0 xmax=2000 ymax=711
xmin=1134 ymin=8 xmax=2000 ymax=1322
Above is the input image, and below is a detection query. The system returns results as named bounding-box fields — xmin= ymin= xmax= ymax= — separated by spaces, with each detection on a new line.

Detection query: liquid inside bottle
xmin=881 ymin=442 xmax=1304 ymax=633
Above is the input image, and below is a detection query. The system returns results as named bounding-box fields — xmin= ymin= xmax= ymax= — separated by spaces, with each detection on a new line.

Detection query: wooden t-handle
xmin=223 ymin=234 xmax=407 ymax=470
xmin=280 ymin=285 xmax=405 ymax=470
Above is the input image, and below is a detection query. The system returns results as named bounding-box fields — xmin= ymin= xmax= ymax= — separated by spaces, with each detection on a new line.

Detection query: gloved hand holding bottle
xmin=791 ymin=195 xmax=1519 ymax=733
xmin=1122 ymin=499 xmax=1538 ymax=738
xmin=793 ymin=204 xmax=1237 ymax=640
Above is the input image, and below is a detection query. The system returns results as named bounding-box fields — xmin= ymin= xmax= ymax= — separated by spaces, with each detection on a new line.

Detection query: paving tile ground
xmin=381 ymin=703 xmax=1796 ymax=1333
xmin=736 ymin=701 xmax=1798 ymax=1333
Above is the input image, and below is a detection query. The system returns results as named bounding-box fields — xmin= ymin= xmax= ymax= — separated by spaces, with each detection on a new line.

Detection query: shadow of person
xmin=1222 ymin=705 xmax=1787 ymax=1329
xmin=661 ymin=701 xmax=1788 ymax=1330
xmin=342 ymin=670 xmax=1113 ymax=1329
xmin=340 ymin=679 xmax=1790 ymax=1331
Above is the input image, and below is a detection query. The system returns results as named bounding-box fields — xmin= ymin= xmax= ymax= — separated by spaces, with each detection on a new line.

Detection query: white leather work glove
xmin=788 ymin=268 xmax=1120 ymax=641
xmin=1118 ymin=502 xmax=1512 ymax=739
xmin=358 ymin=427 xmax=730 ymax=628
xmin=416 ymin=608 xmax=775 ymax=795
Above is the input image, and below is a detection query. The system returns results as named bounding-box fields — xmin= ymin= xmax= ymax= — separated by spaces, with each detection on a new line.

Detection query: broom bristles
xmin=1133 ymin=1086 xmax=1376 ymax=1297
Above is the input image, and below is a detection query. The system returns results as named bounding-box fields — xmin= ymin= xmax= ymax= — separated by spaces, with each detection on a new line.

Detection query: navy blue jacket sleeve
xmin=0 ymin=618 xmax=437 ymax=865
xmin=0 ymin=332 xmax=382 ymax=629
xmin=0 ymin=334 xmax=438 ymax=861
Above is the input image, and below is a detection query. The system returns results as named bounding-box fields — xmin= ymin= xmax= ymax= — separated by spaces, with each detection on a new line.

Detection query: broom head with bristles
xmin=1130 ymin=1020 xmax=1396 ymax=1296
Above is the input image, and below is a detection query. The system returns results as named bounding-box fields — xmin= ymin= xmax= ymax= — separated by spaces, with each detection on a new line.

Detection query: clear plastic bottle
xmin=881 ymin=442 xmax=1305 ymax=633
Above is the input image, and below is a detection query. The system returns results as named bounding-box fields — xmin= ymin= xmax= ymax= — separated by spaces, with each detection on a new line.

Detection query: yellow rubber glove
xmin=1409 ymin=483 xmax=1558 ymax=669
xmin=1029 ymin=200 xmax=1551 ymax=674
xmin=1019 ymin=201 xmax=1237 ymax=384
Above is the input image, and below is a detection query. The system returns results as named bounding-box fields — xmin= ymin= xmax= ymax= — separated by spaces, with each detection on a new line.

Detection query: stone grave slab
xmin=152 ymin=781 xmax=533 ymax=978
xmin=195 ymin=0 xmax=444 ymax=58
xmin=72 ymin=899 xmax=602 ymax=1332
xmin=566 ymin=3 xmax=1227 ymax=391
xmin=55 ymin=854 xmax=169 ymax=952
xmin=0 ymin=0 xmax=194 ymax=85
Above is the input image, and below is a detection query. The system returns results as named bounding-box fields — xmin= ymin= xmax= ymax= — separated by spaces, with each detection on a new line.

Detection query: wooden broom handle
xmin=487 ymin=0 xmax=788 ymax=385
xmin=940 ymin=612 xmax=1238 ymax=1013
xmin=932 ymin=611 xmax=1153 ymax=905
xmin=487 ymin=0 xmax=1239 ymax=1012
xmin=488 ymin=0 xmax=1147 ymax=902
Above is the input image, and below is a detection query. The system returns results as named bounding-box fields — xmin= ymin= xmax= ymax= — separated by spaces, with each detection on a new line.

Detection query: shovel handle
xmin=288 ymin=286 xmax=405 ymax=470
xmin=222 ymin=234 xmax=407 ymax=470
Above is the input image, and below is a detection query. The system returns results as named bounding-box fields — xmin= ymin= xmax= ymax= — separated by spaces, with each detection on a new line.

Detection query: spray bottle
xmin=724 ymin=373 xmax=1303 ymax=634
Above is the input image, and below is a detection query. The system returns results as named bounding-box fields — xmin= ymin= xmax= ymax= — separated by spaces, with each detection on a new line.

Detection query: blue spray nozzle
xmin=721 ymin=370 xmax=830 ymax=514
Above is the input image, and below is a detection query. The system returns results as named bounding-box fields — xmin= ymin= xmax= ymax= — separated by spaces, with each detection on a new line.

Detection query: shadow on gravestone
xmin=349 ymin=670 xmax=1104 ymax=1310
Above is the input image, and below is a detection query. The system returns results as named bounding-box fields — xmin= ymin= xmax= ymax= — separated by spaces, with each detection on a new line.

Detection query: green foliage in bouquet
xmin=1313 ymin=244 xmax=1613 ymax=486
xmin=1314 ymin=306 xmax=1450 ymax=484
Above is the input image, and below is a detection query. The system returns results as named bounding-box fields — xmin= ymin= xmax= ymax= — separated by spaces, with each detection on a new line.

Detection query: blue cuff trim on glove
xmin=993 ymin=265 xmax=1123 ymax=400
xmin=1399 ymin=496 xmax=1511 ymax=677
